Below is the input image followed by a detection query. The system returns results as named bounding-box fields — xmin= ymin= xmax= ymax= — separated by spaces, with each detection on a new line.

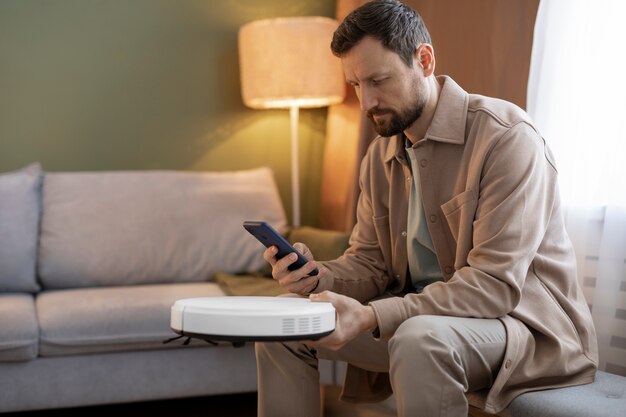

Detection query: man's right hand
xmin=263 ymin=242 xmax=325 ymax=295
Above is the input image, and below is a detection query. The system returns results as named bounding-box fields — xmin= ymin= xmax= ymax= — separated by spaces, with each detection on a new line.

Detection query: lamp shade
xmin=238 ymin=17 xmax=345 ymax=109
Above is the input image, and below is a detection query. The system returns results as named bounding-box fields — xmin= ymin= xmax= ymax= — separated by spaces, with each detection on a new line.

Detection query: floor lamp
xmin=238 ymin=17 xmax=345 ymax=227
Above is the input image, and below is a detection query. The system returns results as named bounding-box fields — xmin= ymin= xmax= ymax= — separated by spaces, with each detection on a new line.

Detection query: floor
xmin=3 ymin=386 xmax=397 ymax=417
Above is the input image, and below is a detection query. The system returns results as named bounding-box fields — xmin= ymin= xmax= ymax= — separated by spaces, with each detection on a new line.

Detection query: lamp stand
xmin=290 ymin=105 xmax=301 ymax=227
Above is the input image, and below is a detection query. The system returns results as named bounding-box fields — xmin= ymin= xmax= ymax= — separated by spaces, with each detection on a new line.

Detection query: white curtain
xmin=528 ymin=0 xmax=626 ymax=376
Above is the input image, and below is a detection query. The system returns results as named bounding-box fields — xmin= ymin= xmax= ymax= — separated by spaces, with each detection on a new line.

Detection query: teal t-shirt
xmin=405 ymin=142 xmax=443 ymax=292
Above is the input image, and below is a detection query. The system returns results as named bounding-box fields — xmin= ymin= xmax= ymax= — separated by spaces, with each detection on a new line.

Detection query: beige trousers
xmin=256 ymin=315 xmax=506 ymax=417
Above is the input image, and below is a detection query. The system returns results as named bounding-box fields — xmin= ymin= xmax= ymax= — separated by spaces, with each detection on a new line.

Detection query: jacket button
xmin=401 ymin=230 xmax=407 ymax=237
xmin=504 ymin=359 xmax=512 ymax=369
xmin=420 ymin=159 xmax=428 ymax=168
xmin=444 ymin=266 xmax=453 ymax=274
xmin=429 ymin=214 xmax=437 ymax=223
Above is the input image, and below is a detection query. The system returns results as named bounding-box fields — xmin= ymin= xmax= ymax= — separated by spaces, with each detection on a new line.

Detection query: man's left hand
xmin=307 ymin=291 xmax=377 ymax=351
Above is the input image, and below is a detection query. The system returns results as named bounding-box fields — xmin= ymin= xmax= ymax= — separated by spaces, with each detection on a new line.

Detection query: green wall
xmin=0 ymin=0 xmax=337 ymax=226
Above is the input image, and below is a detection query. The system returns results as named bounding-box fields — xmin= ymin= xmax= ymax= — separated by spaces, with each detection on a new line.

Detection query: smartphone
xmin=243 ymin=221 xmax=319 ymax=276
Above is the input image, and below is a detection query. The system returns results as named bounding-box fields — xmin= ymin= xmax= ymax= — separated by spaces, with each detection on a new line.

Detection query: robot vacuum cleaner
xmin=171 ymin=296 xmax=336 ymax=342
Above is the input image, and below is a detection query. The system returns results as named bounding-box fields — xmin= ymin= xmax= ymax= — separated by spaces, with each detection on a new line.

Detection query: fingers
xmin=281 ymin=263 xmax=323 ymax=295
xmin=275 ymin=252 xmax=300 ymax=274
xmin=293 ymin=242 xmax=313 ymax=261
xmin=306 ymin=291 xmax=363 ymax=352
xmin=309 ymin=290 xmax=334 ymax=303
xmin=263 ymin=244 xmax=321 ymax=295
xmin=262 ymin=246 xmax=278 ymax=265
xmin=307 ymin=291 xmax=338 ymax=350
xmin=262 ymin=246 xmax=299 ymax=276
xmin=283 ymin=273 xmax=320 ymax=295
xmin=263 ymin=244 xmax=311 ymax=271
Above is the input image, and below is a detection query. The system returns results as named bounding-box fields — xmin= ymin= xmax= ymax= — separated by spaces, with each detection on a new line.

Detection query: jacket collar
xmin=384 ymin=75 xmax=469 ymax=163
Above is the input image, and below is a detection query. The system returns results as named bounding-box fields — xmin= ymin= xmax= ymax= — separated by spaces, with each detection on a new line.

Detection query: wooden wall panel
xmin=320 ymin=0 xmax=539 ymax=231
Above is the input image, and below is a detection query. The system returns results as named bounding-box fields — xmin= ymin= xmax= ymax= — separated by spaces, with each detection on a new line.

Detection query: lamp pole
xmin=290 ymin=105 xmax=300 ymax=227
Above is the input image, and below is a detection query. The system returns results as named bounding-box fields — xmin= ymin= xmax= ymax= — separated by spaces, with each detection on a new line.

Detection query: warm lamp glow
xmin=238 ymin=17 xmax=345 ymax=110
xmin=238 ymin=16 xmax=345 ymax=227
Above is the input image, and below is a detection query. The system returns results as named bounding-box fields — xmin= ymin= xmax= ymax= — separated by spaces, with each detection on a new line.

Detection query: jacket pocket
xmin=440 ymin=189 xmax=478 ymax=243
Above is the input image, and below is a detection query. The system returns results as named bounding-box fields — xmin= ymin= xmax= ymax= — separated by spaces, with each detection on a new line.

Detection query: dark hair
xmin=331 ymin=0 xmax=431 ymax=67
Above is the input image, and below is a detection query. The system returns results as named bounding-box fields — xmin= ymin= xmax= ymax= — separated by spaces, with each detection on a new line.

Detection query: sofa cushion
xmin=38 ymin=167 xmax=287 ymax=289
xmin=37 ymin=282 xmax=226 ymax=356
xmin=0 ymin=294 xmax=39 ymax=361
xmin=504 ymin=371 xmax=626 ymax=417
xmin=468 ymin=371 xmax=626 ymax=417
xmin=0 ymin=163 xmax=42 ymax=293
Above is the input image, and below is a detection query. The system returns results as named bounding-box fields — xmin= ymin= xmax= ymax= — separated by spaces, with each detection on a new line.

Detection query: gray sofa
xmin=3 ymin=163 xmax=624 ymax=416
xmin=0 ymin=164 xmax=338 ymax=413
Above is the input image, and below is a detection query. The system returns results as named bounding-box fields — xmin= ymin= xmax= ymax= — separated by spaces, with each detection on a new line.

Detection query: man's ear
xmin=415 ymin=43 xmax=436 ymax=77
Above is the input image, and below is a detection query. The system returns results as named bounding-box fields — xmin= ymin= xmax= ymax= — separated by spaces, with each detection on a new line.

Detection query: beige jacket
xmin=316 ymin=76 xmax=598 ymax=413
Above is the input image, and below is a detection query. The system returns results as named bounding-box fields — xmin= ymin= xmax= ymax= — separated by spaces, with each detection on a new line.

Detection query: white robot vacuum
xmin=170 ymin=296 xmax=336 ymax=342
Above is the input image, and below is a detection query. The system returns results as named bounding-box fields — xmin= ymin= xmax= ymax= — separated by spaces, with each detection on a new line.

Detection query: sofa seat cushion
xmin=0 ymin=294 xmax=39 ymax=361
xmin=504 ymin=371 xmax=626 ymax=417
xmin=36 ymin=283 xmax=225 ymax=356
xmin=469 ymin=371 xmax=626 ymax=417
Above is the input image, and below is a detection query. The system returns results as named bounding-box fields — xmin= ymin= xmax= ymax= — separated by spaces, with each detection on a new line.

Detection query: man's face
xmin=341 ymin=36 xmax=427 ymax=137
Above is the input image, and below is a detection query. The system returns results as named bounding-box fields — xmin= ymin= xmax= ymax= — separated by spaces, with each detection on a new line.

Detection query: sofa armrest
xmin=286 ymin=226 xmax=350 ymax=261
xmin=214 ymin=227 xmax=350 ymax=296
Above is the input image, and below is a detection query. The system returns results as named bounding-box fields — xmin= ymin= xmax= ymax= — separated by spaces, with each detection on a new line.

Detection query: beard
xmin=366 ymin=77 xmax=427 ymax=137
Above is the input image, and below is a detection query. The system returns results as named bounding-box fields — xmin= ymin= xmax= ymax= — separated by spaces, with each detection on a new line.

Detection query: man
xmin=256 ymin=1 xmax=598 ymax=416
